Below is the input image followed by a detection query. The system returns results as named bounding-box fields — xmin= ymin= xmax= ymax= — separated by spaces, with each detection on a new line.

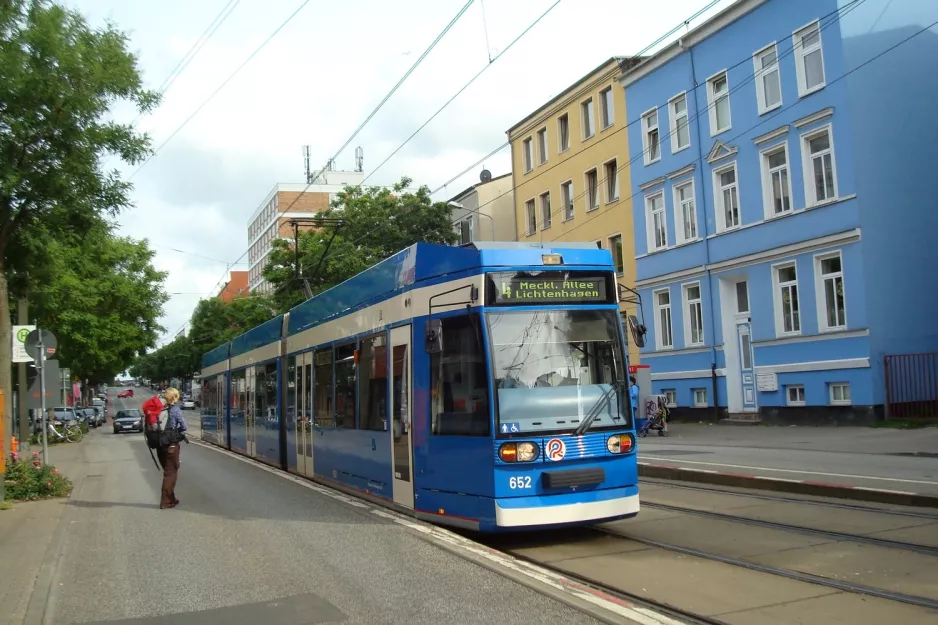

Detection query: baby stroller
xmin=637 ymin=394 xmax=669 ymax=437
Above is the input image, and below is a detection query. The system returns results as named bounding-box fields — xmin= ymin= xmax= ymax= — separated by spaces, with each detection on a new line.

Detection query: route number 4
xmin=509 ymin=476 xmax=532 ymax=489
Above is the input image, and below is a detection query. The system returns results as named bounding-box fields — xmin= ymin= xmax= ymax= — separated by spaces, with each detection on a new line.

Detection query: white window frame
xmin=772 ymin=261 xmax=802 ymax=336
xmin=540 ymin=191 xmax=551 ymax=230
xmin=814 ymin=251 xmax=847 ymax=332
xmin=663 ymin=389 xmax=677 ymax=407
xmin=561 ymin=180 xmax=574 ymax=221
xmin=673 ymin=179 xmax=698 ymax=244
xmin=558 ymin=114 xmax=570 ymax=153
xmin=585 ymin=167 xmax=600 ymax=211
xmin=713 ymin=162 xmax=741 ymax=232
xmin=683 ymin=281 xmax=705 ymax=347
xmin=608 ymin=233 xmax=624 ymax=275
xmin=604 ymin=157 xmax=619 ymax=202
xmin=524 ymin=198 xmax=536 ymax=236
xmin=536 ymin=127 xmax=548 ymax=165
xmin=829 ymin=382 xmax=851 ymax=406
xmin=668 ymin=92 xmax=690 ymax=153
xmin=581 ymin=97 xmax=595 ymax=140
xmin=642 ymin=107 xmax=661 ymax=165
xmin=522 ymin=137 xmax=533 ymax=173
xmin=645 ymin=191 xmax=667 ymax=252
xmin=600 ymin=86 xmax=614 ymax=129
xmin=693 ymin=388 xmax=707 ymax=408
xmin=753 ymin=43 xmax=782 ymax=114
xmin=786 ymin=384 xmax=806 ymax=406
xmin=653 ymin=287 xmax=673 ymax=350
xmin=760 ymin=141 xmax=794 ymax=219
xmin=793 ymin=20 xmax=826 ymax=97
xmin=801 ymin=124 xmax=839 ymax=207
xmin=706 ymin=70 xmax=731 ymax=136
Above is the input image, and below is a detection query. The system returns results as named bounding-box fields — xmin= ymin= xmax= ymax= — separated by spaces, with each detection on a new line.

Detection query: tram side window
xmin=255 ymin=365 xmax=266 ymax=426
xmin=335 ymin=342 xmax=357 ymax=429
xmin=314 ymin=349 xmax=333 ymax=428
xmin=430 ymin=315 xmax=490 ymax=436
xmin=265 ymin=362 xmax=278 ymax=424
xmin=286 ymin=356 xmax=297 ymax=428
xmin=359 ymin=332 xmax=388 ymax=432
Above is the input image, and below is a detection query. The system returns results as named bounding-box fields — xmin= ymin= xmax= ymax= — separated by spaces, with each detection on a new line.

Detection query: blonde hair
xmin=163 ymin=387 xmax=180 ymax=405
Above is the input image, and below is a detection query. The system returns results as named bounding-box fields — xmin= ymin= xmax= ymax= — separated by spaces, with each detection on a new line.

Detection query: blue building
xmin=619 ymin=0 xmax=938 ymax=423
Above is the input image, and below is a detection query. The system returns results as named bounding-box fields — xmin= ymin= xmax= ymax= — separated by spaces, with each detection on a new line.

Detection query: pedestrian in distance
xmin=147 ymin=387 xmax=188 ymax=509
xmin=629 ymin=375 xmax=640 ymax=423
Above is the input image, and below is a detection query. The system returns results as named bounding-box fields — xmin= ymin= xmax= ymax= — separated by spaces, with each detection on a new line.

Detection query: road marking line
xmin=639 ymin=457 xmax=938 ymax=486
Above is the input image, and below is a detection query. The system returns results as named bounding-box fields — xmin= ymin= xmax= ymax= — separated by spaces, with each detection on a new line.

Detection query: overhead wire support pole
xmin=286 ymin=217 xmax=345 ymax=300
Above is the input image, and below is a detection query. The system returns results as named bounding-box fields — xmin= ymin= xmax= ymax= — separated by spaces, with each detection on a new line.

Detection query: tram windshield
xmin=486 ymin=309 xmax=629 ymax=436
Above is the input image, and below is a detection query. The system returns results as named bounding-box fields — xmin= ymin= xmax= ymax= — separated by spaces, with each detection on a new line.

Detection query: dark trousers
xmin=156 ymin=444 xmax=180 ymax=508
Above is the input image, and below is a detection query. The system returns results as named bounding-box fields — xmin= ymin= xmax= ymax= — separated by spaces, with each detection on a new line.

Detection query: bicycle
xmin=46 ymin=419 xmax=83 ymax=443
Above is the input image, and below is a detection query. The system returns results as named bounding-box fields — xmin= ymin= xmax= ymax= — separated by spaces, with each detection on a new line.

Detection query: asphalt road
xmin=638 ymin=424 xmax=938 ymax=495
xmin=44 ymin=390 xmax=602 ymax=625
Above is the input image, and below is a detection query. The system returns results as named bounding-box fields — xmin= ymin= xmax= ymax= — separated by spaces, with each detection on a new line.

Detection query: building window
xmin=642 ymin=108 xmax=660 ymax=165
xmin=524 ymin=199 xmax=536 ymax=236
xmin=669 ymin=93 xmax=690 ymax=152
xmin=684 ymin=282 xmax=704 ymax=346
xmin=522 ymin=137 xmax=533 ymax=173
xmin=775 ymin=263 xmax=801 ymax=334
xmin=608 ymin=234 xmax=624 ymax=275
xmin=707 ymin=71 xmax=731 ymax=135
xmin=693 ymin=388 xmax=707 ymax=407
xmin=673 ymin=180 xmax=697 ymax=244
xmin=430 ymin=314 xmax=489 ymax=436
xmin=787 ymin=385 xmax=806 ymax=406
xmin=802 ymin=126 xmax=837 ymax=205
xmin=586 ymin=168 xmax=599 ymax=210
xmin=459 ymin=219 xmax=472 ymax=244
xmin=762 ymin=144 xmax=792 ymax=217
xmin=754 ymin=44 xmax=782 ymax=114
xmin=736 ymin=280 xmax=749 ymax=314
xmin=604 ymin=159 xmax=619 ymax=202
xmin=600 ymin=86 xmax=614 ymax=129
xmin=816 ymin=252 xmax=846 ymax=331
xmin=714 ymin=164 xmax=740 ymax=231
xmin=561 ymin=181 xmax=574 ymax=221
xmin=654 ymin=288 xmax=673 ymax=349
xmin=646 ymin=192 xmax=667 ymax=251
xmin=540 ymin=192 xmax=551 ymax=229
xmin=794 ymin=21 xmax=826 ymax=96
xmin=595 ymin=240 xmax=602 ymax=249
xmin=581 ymin=98 xmax=594 ymax=139
xmin=558 ymin=114 xmax=570 ymax=152
xmin=830 ymin=382 xmax=851 ymax=405
xmin=536 ymin=127 xmax=548 ymax=165
xmin=663 ymin=389 xmax=677 ymax=407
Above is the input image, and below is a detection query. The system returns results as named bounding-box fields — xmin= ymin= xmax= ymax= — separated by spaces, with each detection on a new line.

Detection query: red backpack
xmin=142 ymin=395 xmax=165 ymax=426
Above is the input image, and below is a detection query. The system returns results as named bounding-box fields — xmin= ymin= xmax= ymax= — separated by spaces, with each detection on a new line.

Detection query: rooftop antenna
xmin=302 ymin=145 xmax=312 ymax=183
xmin=355 ymin=146 xmax=364 ymax=173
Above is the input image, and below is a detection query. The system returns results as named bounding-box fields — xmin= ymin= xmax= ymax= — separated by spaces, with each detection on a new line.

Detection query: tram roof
xmin=230 ymin=314 xmax=285 ymax=359
xmin=201 ymin=341 xmax=231 ymax=369
xmin=285 ymin=241 xmax=614 ymax=337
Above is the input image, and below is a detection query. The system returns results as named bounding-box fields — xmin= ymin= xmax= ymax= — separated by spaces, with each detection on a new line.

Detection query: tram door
xmin=245 ymin=367 xmax=256 ymax=458
xmin=389 ymin=325 xmax=414 ymax=509
xmin=215 ymin=374 xmax=225 ymax=444
xmin=296 ymin=351 xmax=315 ymax=476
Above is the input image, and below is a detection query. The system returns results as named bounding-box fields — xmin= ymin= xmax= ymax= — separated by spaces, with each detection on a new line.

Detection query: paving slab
xmin=714 ymin=589 xmax=938 ymax=625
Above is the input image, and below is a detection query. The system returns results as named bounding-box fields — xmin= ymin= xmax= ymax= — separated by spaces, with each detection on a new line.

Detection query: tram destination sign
xmin=491 ymin=273 xmax=610 ymax=305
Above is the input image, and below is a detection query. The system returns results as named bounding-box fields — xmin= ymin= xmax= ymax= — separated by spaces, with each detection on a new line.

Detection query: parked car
xmin=181 ymin=396 xmax=195 ymax=410
xmin=91 ymin=406 xmax=106 ymax=427
xmin=117 ymin=389 xmax=134 ymax=398
xmin=77 ymin=408 xmax=98 ymax=428
xmin=53 ymin=406 xmax=80 ymax=426
xmin=113 ymin=409 xmax=143 ymax=434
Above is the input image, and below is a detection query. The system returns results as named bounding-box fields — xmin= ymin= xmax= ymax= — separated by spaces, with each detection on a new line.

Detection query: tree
xmin=31 ymin=222 xmax=167 ymax=388
xmin=0 ymin=1 xmax=158 ymax=421
xmin=263 ymin=177 xmax=458 ymax=310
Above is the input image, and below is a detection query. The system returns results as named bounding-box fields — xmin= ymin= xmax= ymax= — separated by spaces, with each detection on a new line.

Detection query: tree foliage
xmin=264 ymin=178 xmax=458 ymax=310
xmin=0 ymin=0 xmax=159 ymax=416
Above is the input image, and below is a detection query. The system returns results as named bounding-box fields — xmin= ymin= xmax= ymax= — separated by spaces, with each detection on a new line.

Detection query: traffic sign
xmin=24 ymin=329 xmax=57 ymax=361
xmin=12 ymin=325 xmax=36 ymax=362
xmin=27 ymin=360 xmax=60 ymax=409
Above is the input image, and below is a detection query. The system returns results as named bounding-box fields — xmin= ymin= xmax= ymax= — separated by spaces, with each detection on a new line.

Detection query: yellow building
xmin=507 ymin=56 xmax=643 ymax=362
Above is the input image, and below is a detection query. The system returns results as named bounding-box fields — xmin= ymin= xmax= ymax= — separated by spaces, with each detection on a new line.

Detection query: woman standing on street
xmin=158 ymin=387 xmax=187 ymax=509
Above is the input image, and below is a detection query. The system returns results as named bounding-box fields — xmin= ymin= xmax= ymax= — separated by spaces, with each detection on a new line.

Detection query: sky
xmin=66 ymin=0 xmax=736 ymax=348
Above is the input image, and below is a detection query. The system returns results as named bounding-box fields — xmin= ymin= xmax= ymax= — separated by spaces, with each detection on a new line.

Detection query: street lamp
xmin=448 ymin=201 xmax=496 ymax=241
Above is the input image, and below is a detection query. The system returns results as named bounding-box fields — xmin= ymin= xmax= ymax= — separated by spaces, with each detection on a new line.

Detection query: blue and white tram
xmin=199 ymin=242 xmax=640 ymax=532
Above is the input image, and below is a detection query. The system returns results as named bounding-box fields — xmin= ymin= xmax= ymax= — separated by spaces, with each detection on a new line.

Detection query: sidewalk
xmin=638 ymin=423 xmax=938 ymax=507
xmin=0 ymin=434 xmax=93 ymax=625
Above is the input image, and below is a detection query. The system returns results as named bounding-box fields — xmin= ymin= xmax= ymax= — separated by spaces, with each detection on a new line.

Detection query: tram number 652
xmin=508 ymin=476 xmax=532 ymax=489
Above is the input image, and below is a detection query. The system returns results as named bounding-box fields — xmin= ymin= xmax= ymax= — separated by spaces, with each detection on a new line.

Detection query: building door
xmin=300 ymin=351 xmax=315 ymax=477
xmin=736 ymin=322 xmax=757 ymax=412
xmin=389 ymin=325 xmax=414 ymax=509
xmin=245 ymin=366 xmax=256 ymax=458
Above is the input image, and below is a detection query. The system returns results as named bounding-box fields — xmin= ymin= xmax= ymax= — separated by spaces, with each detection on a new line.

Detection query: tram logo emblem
xmin=546 ymin=438 xmax=566 ymax=461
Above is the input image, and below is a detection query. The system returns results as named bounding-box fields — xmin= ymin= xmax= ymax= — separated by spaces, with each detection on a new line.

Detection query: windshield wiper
xmin=573 ymin=382 xmax=618 ymax=436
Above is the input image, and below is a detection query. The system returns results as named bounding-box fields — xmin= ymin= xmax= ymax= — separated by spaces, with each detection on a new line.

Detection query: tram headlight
xmin=499 ymin=442 xmax=540 ymax=463
xmin=606 ymin=434 xmax=634 ymax=454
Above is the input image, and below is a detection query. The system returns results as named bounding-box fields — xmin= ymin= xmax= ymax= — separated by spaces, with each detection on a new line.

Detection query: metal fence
xmin=884 ymin=352 xmax=938 ymax=420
